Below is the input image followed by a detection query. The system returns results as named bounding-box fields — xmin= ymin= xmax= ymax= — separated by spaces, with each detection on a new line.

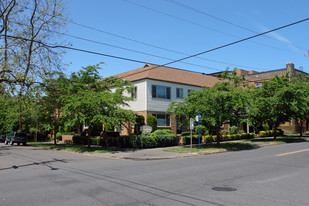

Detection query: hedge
xmin=72 ymin=136 xmax=88 ymax=145
xmin=150 ymin=129 xmax=179 ymax=147
xmin=259 ymin=130 xmax=284 ymax=137
xmin=118 ymin=130 xmax=179 ymax=148
xmin=182 ymin=135 xmax=199 ymax=145
xmin=72 ymin=136 xmax=103 ymax=146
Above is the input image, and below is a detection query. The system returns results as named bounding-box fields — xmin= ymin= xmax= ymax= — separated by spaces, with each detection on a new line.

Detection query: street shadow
xmin=200 ymin=142 xmax=260 ymax=152
xmin=0 ymin=158 xmax=69 ymax=171
xmin=250 ymin=137 xmax=308 ymax=144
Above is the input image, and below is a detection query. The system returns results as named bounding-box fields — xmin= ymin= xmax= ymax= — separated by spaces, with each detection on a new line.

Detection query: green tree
xmin=62 ymin=64 xmax=135 ymax=148
xmin=289 ymin=76 xmax=309 ymax=137
xmin=250 ymin=75 xmax=293 ymax=139
xmin=168 ymin=82 xmax=248 ymax=145
xmin=38 ymin=72 xmax=68 ymax=144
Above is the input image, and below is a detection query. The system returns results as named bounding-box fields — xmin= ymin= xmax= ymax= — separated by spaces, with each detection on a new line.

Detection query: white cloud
xmin=258 ymin=25 xmax=301 ymax=53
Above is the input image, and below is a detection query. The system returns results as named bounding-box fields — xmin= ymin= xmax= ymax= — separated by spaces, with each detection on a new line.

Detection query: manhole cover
xmin=212 ymin=187 xmax=237 ymax=192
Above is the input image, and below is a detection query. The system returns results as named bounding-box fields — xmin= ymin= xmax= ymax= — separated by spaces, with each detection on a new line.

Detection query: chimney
xmin=286 ymin=62 xmax=294 ymax=73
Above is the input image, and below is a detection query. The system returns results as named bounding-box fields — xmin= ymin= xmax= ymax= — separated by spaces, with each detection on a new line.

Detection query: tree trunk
xmin=87 ymin=128 xmax=92 ymax=149
xmin=54 ymin=127 xmax=57 ymax=145
xmin=299 ymin=119 xmax=303 ymax=137
xmin=216 ymin=127 xmax=221 ymax=146
xmin=273 ymin=125 xmax=277 ymax=140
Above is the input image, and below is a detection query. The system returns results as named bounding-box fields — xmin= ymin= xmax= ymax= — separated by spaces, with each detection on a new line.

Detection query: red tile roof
xmin=114 ymin=64 xmax=220 ymax=87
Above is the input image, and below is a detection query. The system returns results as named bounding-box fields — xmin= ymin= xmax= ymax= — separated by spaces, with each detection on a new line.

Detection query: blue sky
xmin=63 ymin=0 xmax=309 ymax=77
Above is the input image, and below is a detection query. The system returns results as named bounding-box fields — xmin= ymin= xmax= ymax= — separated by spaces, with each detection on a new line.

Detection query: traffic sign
xmin=195 ymin=113 xmax=201 ymax=122
xmin=190 ymin=118 xmax=194 ymax=130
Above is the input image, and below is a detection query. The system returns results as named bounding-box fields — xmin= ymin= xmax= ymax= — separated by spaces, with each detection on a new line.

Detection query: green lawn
xmin=163 ymin=142 xmax=258 ymax=154
xmin=164 ymin=136 xmax=309 ymax=154
xmin=243 ymin=136 xmax=309 ymax=144
xmin=27 ymin=142 xmax=122 ymax=153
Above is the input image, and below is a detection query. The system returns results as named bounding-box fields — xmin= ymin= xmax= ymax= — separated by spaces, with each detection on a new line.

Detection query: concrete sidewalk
xmin=96 ymin=147 xmax=199 ymax=161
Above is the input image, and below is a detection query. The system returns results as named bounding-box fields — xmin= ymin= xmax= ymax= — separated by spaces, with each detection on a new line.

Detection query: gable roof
xmin=114 ymin=64 xmax=220 ymax=87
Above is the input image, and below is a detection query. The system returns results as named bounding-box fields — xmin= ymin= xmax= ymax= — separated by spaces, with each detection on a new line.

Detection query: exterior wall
xmin=117 ymin=80 xmax=147 ymax=111
xmin=145 ymin=79 xmax=202 ymax=112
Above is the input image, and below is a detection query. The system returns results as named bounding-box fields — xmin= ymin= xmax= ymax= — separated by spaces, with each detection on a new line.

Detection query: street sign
xmin=195 ymin=113 xmax=201 ymax=149
xmin=195 ymin=113 xmax=201 ymax=122
xmin=190 ymin=118 xmax=194 ymax=130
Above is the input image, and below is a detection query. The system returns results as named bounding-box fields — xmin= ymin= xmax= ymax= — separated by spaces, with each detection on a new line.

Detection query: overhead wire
xmin=123 ymin=0 xmax=305 ymax=56
xmin=165 ymin=0 xmax=307 ymax=51
xmin=162 ymin=17 xmax=309 ymax=66
xmin=18 ymin=4 xmax=264 ymax=71
xmin=117 ymin=17 xmax=309 ymax=78
xmin=3 ymin=16 xmax=308 ymax=79
xmin=9 ymin=20 xmax=221 ymax=71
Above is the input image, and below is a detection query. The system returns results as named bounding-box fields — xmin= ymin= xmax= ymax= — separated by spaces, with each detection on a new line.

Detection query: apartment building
xmin=114 ymin=64 xmax=220 ymax=135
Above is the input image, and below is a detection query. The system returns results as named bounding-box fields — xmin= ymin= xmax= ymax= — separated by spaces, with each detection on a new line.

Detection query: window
xmin=153 ymin=114 xmax=170 ymax=127
xmin=152 ymin=85 xmax=171 ymax=99
xmin=131 ymin=87 xmax=137 ymax=98
xmin=255 ymin=82 xmax=263 ymax=88
xmin=176 ymin=88 xmax=183 ymax=99
xmin=188 ymin=89 xmax=195 ymax=96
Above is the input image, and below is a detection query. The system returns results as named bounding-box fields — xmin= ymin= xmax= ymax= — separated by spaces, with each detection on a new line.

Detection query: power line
xmin=67 ymin=20 xmax=261 ymax=70
xmin=119 ymin=17 xmax=309 ymax=79
xmin=3 ymin=34 xmax=223 ymax=79
xmin=19 ymin=4 xmax=264 ymax=71
xmin=165 ymin=0 xmax=307 ymax=51
xmin=123 ymin=0 xmax=305 ymax=56
xmin=50 ymin=31 xmax=221 ymax=71
xmin=9 ymin=20 xmax=222 ymax=72
xmin=5 ymin=16 xmax=308 ymax=80
xmin=162 ymin=17 xmax=309 ymax=67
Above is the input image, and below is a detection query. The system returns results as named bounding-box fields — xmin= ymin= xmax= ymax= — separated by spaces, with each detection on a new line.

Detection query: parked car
xmin=0 ymin=132 xmax=6 ymax=142
xmin=5 ymin=132 xmax=27 ymax=146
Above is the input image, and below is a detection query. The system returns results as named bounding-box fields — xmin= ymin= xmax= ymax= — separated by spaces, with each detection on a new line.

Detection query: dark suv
xmin=5 ymin=132 xmax=27 ymax=146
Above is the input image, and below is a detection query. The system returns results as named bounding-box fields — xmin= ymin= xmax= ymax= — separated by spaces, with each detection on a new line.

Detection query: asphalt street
xmin=1 ymin=142 xmax=309 ymax=206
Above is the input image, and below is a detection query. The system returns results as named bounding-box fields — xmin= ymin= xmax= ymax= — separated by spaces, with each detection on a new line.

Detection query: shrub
xmin=259 ymin=130 xmax=283 ymax=137
xmin=64 ymin=139 xmax=73 ymax=144
xmin=182 ymin=135 xmax=199 ymax=145
xmin=150 ymin=129 xmax=179 ymax=147
xmin=139 ymin=133 xmax=157 ymax=148
xmin=147 ymin=115 xmax=157 ymax=132
xmin=72 ymin=136 xmax=88 ymax=145
xmin=107 ymin=137 xmax=117 ymax=147
xmin=205 ymin=135 xmax=217 ymax=143
xmin=90 ymin=137 xmax=101 ymax=146
xmin=262 ymin=124 xmax=270 ymax=131
xmin=134 ymin=115 xmax=145 ymax=135
xmin=230 ymin=126 xmax=239 ymax=135
xmin=195 ymin=125 xmax=208 ymax=136
xmin=222 ymin=135 xmax=230 ymax=141
xmin=106 ymin=132 xmax=120 ymax=138
xmin=56 ymin=132 xmax=62 ymax=141
xmin=181 ymin=131 xmax=193 ymax=136
xmin=118 ymin=135 xmax=133 ymax=148
xmin=61 ymin=132 xmax=76 ymax=135
xmin=129 ymin=134 xmax=142 ymax=148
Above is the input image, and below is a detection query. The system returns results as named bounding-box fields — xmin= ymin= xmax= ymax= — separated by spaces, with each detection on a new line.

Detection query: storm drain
xmin=212 ymin=187 xmax=237 ymax=192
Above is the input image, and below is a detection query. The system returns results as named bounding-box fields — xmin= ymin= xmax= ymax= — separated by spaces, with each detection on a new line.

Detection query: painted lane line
xmin=276 ymin=148 xmax=309 ymax=157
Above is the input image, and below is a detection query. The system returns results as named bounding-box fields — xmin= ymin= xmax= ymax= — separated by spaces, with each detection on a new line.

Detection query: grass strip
xmin=27 ymin=142 xmax=121 ymax=153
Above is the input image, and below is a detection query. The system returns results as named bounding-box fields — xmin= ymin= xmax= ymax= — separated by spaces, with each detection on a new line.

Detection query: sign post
xmin=195 ymin=113 xmax=201 ymax=149
xmin=189 ymin=118 xmax=194 ymax=153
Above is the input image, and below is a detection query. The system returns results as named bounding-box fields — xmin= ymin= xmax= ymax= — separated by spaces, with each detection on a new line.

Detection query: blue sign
xmin=195 ymin=113 xmax=201 ymax=122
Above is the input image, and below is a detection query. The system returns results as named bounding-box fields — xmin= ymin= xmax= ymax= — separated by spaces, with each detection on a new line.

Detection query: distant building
xmin=209 ymin=62 xmax=308 ymax=133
